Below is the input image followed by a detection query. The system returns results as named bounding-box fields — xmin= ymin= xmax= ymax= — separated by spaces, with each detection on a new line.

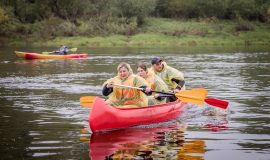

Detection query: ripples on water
xmin=0 ymin=47 xmax=269 ymax=159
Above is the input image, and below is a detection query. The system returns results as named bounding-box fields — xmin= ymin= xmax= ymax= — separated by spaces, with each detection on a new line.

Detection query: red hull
xmin=89 ymin=97 xmax=187 ymax=132
xmin=15 ymin=51 xmax=88 ymax=59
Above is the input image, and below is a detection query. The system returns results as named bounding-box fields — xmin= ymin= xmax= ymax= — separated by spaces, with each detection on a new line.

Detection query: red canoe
xmin=89 ymin=97 xmax=187 ymax=132
xmin=15 ymin=51 xmax=88 ymax=59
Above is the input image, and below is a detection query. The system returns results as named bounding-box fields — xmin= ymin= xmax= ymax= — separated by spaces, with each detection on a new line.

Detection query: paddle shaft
xmin=112 ymin=84 xmax=228 ymax=109
xmin=112 ymin=84 xmax=174 ymax=95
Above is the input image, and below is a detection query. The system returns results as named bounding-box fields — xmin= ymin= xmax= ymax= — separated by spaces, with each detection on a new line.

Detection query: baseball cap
xmin=151 ymin=57 xmax=162 ymax=65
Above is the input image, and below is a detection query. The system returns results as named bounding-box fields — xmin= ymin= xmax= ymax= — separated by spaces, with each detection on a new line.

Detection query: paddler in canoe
xmin=42 ymin=44 xmax=70 ymax=55
xmin=137 ymin=63 xmax=169 ymax=105
xmin=149 ymin=57 xmax=185 ymax=102
xmin=102 ymin=62 xmax=152 ymax=108
xmin=54 ymin=44 xmax=69 ymax=55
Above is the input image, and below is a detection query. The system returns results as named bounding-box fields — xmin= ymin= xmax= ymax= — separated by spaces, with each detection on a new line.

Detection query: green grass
xmin=9 ymin=18 xmax=270 ymax=48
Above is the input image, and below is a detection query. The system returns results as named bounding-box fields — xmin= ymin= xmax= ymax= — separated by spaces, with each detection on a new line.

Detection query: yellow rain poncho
xmin=149 ymin=62 xmax=185 ymax=90
xmin=103 ymin=63 xmax=148 ymax=108
xmin=144 ymin=71 xmax=169 ymax=105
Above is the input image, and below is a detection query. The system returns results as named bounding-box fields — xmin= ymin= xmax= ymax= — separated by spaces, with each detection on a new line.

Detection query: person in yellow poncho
xmin=149 ymin=57 xmax=185 ymax=102
xmin=137 ymin=63 xmax=169 ymax=105
xmin=102 ymin=62 xmax=151 ymax=108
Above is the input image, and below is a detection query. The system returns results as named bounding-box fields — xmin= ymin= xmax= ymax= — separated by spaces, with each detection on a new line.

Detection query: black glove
xmin=102 ymin=84 xmax=113 ymax=96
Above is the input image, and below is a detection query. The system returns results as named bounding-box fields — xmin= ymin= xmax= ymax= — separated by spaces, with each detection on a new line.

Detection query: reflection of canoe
xmin=89 ymin=125 xmax=205 ymax=160
xmin=15 ymin=51 xmax=88 ymax=59
xmin=89 ymin=126 xmax=175 ymax=160
xmin=90 ymin=97 xmax=187 ymax=132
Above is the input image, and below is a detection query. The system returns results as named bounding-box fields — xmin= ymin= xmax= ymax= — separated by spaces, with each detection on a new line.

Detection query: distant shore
xmin=3 ymin=18 xmax=270 ymax=48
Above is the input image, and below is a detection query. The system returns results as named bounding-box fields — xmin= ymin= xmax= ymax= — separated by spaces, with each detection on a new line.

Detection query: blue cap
xmin=151 ymin=57 xmax=162 ymax=65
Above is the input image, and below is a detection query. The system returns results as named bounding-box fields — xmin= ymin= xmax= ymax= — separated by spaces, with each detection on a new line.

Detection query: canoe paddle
xmin=154 ymin=88 xmax=228 ymax=109
xmin=42 ymin=47 xmax=77 ymax=54
xmin=113 ymin=84 xmax=207 ymax=106
xmin=190 ymin=88 xmax=229 ymax=109
xmin=81 ymin=84 xmax=207 ymax=107
xmin=80 ymin=85 xmax=229 ymax=109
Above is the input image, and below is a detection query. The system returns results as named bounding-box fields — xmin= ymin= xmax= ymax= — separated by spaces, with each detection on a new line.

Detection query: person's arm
xmin=102 ymin=83 xmax=113 ymax=96
xmin=171 ymin=78 xmax=185 ymax=90
xmin=64 ymin=47 xmax=69 ymax=53
xmin=155 ymin=93 xmax=167 ymax=101
xmin=139 ymin=86 xmax=152 ymax=95
xmin=134 ymin=75 xmax=152 ymax=95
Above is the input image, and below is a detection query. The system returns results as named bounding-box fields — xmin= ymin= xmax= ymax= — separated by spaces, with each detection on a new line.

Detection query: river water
xmin=0 ymin=47 xmax=269 ymax=160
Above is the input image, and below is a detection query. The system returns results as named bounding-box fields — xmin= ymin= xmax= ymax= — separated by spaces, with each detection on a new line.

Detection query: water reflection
xmin=0 ymin=47 xmax=269 ymax=159
xmin=89 ymin=123 xmax=205 ymax=160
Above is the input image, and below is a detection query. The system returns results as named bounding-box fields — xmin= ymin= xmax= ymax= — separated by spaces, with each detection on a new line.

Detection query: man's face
xmin=152 ymin=62 xmax=163 ymax=72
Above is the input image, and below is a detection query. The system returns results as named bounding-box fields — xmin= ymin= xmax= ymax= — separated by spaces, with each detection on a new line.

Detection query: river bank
xmin=2 ymin=18 xmax=270 ymax=48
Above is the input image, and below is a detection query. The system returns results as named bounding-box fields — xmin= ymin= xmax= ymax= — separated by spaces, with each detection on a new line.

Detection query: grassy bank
xmin=5 ymin=18 xmax=270 ymax=48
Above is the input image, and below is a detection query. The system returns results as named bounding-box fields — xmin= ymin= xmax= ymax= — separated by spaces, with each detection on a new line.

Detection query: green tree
xmin=0 ymin=7 xmax=8 ymax=23
xmin=49 ymin=0 xmax=94 ymax=24
xmin=116 ymin=0 xmax=156 ymax=25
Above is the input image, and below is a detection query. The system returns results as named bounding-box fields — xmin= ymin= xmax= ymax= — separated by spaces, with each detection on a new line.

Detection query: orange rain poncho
xmin=103 ymin=63 xmax=148 ymax=108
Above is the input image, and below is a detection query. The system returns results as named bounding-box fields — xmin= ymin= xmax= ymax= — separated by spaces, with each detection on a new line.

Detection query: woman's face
xmin=118 ymin=67 xmax=129 ymax=78
xmin=137 ymin=67 xmax=147 ymax=78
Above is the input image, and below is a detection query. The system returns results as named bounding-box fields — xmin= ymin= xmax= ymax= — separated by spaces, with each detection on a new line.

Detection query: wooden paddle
xmin=42 ymin=47 xmax=77 ymax=54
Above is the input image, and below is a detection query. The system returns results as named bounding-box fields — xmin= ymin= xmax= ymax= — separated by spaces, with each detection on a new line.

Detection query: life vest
xmin=112 ymin=75 xmax=144 ymax=106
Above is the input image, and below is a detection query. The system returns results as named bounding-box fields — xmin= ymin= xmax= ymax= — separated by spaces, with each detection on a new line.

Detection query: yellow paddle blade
xmin=70 ymin=48 xmax=77 ymax=52
xmin=179 ymin=97 xmax=205 ymax=106
xmin=42 ymin=51 xmax=51 ymax=55
xmin=175 ymin=89 xmax=207 ymax=106
xmin=191 ymin=88 xmax=208 ymax=96
xmin=80 ymin=96 xmax=96 ymax=107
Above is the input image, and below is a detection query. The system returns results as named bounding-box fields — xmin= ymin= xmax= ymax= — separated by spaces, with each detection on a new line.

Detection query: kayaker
xmin=54 ymin=44 xmax=69 ymax=55
xmin=149 ymin=57 xmax=185 ymax=102
xmin=102 ymin=62 xmax=151 ymax=108
xmin=137 ymin=63 xmax=169 ymax=105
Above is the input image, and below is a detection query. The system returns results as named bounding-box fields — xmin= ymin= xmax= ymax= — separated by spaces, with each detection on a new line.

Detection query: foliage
xmin=0 ymin=0 xmax=269 ymax=39
xmin=0 ymin=7 xmax=8 ymax=23
xmin=115 ymin=0 xmax=156 ymax=25
xmin=155 ymin=0 xmax=270 ymax=21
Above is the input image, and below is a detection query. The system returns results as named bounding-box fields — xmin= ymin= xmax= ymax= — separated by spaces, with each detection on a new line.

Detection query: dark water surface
xmin=0 ymin=47 xmax=269 ymax=160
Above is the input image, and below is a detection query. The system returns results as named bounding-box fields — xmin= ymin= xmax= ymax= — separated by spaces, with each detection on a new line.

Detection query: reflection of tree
xmin=89 ymin=123 xmax=206 ymax=160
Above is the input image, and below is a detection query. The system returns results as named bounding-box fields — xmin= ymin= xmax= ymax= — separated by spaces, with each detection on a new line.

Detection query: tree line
xmin=0 ymin=0 xmax=269 ymax=38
